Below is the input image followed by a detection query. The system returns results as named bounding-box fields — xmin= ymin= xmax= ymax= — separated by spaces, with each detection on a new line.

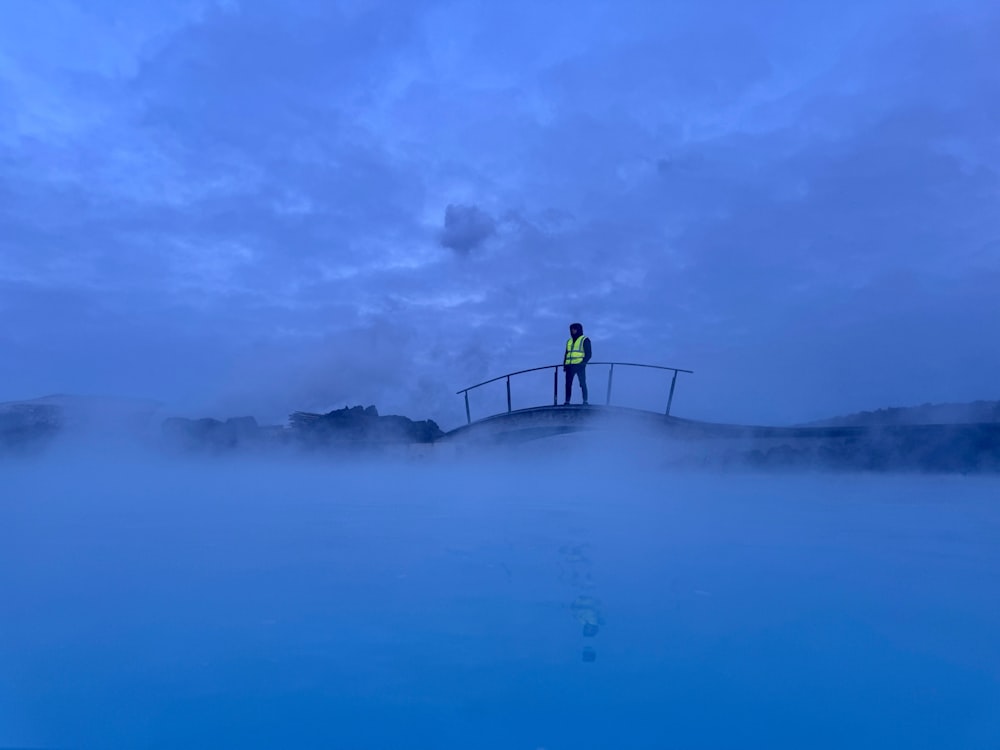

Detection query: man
xmin=563 ymin=322 xmax=592 ymax=405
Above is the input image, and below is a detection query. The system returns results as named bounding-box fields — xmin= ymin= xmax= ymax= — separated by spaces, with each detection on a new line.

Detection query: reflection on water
xmin=2 ymin=456 xmax=1000 ymax=749
xmin=559 ymin=544 xmax=604 ymax=661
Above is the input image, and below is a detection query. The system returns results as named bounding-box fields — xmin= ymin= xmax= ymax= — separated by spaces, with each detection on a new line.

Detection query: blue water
xmin=3 ymin=454 xmax=1000 ymax=748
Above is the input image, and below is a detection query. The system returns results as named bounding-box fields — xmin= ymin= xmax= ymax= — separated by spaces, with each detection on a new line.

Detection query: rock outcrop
xmin=0 ymin=401 xmax=63 ymax=454
xmin=732 ymin=423 xmax=1000 ymax=473
xmin=803 ymin=400 xmax=1000 ymax=427
xmin=159 ymin=405 xmax=443 ymax=453
xmin=0 ymin=394 xmax=160 ymax=455
xmin=289 ymin=405 xmax=443 ymax=446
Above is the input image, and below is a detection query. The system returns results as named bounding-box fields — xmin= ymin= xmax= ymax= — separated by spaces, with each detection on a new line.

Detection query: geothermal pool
xmin=3 ymin=449 xmax=999 ymax=749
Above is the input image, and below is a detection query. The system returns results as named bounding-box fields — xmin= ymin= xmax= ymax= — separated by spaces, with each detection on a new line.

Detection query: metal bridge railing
xmin=456 ymin=361 xmax=694 ymax=425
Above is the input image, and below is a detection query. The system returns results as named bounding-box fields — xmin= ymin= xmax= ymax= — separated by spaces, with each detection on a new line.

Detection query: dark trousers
xmin=564 ymin=364 xmax=588 ymax=403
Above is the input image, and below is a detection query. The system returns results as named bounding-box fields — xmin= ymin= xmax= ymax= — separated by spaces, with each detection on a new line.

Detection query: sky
xmin=1 ymin=0 xmax=998 ymax=428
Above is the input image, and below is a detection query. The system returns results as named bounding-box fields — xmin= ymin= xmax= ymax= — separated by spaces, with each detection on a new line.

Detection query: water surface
xmin=3 ymin=452 xmax=999 ymax=748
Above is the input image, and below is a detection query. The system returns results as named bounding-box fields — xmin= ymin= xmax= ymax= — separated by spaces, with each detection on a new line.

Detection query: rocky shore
xmin=161 ymin=405 xmax=443 ymax=453
xmin=3 ymin=394 xmax=1000 ymax=472
xmin=0 ymin=396 xmax=443 ymax=456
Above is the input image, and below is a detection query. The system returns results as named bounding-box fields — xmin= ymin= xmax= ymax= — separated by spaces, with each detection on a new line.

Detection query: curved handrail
xmin=456 ymin=361 xmax=694 ymax=424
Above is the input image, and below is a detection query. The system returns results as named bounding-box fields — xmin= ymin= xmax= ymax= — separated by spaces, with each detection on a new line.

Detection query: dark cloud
xmin=439 ymin=204 xmax=496 ymax=254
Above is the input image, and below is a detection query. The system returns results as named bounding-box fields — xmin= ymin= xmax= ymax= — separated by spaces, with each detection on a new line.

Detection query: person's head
xmin=569 ymin=322 xmax=583 ymax=337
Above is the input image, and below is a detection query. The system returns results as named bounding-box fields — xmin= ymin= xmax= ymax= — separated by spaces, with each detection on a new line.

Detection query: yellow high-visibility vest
xmin=565 ymin=336 xmax=588 ymax=365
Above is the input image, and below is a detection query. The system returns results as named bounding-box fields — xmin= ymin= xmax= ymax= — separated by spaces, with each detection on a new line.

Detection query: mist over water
xmin=3 ymin=443 xmax=1000 ymax=749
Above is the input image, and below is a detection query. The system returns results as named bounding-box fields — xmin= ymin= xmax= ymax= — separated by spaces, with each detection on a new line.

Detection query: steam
xmin=3 ymin=447 xmax=1000 ymax=747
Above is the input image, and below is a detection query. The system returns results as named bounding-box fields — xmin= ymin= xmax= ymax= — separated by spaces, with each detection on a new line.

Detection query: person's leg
xmin=579 ymin=366 xmax=588 ymax=404
xmin=564 ymin=367 xmax=573 ymax=404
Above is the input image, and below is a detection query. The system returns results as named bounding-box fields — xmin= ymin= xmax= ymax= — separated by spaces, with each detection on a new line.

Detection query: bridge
xmin=442 ymin=360 xmax=929 ymax=446
xmin=440 ymin=362 xmax=1000 ymax=472
xmin=456 ymin=361 xmax=693 ymax=423
xmin=444 ymin=361 xmax=696 ymax=442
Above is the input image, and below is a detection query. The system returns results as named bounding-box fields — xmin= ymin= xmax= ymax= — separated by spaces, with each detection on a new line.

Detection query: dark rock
xmin=289 ymin=405 xmax=444 ymax=447
xmin=0 ymin=402 xmax=63 ymax=454
xmin=1 ymin=394 xmax=160 ymax=455
xmin=805 ymin=400 xmax=1000 ymax=427
xmin=726 ymin=422 xmax=1000 ymax=473
xmin=160 ymin=404 xmax=441 ymax=454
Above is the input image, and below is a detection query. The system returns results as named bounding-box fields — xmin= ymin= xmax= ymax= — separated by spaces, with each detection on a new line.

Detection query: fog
xmin=4 ymin=444 xmax=1000 ymax=748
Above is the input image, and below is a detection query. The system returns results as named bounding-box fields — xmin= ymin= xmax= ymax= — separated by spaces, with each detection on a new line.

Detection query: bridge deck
xmin=441 ymin=403 xmax=892 ymax=443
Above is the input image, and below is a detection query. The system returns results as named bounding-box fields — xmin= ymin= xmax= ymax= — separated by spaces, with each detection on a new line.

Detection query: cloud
xmin=439 ymin=203 xmax=496 ymax=254
xmin=0 ymin=0 xmax=998 ymax=429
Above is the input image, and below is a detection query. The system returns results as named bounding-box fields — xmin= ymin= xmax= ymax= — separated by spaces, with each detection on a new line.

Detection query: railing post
xmin=464 ymin=391 xmax=471 ymax=424
xmin=506 ymin=376 xmax=512 ymax=413
xmin=553 ymin=366 xmax=558 ymax=406
xmin=665 ymin=370 xmax=679 ymax=416
xmin=605 ymin=363 xmax=615 ymax=406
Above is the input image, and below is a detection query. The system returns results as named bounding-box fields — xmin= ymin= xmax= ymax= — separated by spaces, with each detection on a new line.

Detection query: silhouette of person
xmin=563 ymin=322 xmax=592 ymax=405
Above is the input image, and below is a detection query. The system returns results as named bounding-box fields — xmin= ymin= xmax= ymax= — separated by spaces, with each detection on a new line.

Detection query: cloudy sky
xmin=1 ymin=0 xmax=997 ymax=428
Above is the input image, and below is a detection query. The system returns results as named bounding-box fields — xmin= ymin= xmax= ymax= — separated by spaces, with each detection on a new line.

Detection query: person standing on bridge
xmin=563 ymin=322 xmax=592 ymax=405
